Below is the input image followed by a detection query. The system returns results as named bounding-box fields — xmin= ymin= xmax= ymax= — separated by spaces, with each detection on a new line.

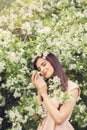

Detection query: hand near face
xmin=31 ymin=71 xmax=48 ymax=96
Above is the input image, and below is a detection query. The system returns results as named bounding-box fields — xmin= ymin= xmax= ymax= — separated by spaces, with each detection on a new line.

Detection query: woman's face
xmin=36 ymin=57 xmax=54 ymax=79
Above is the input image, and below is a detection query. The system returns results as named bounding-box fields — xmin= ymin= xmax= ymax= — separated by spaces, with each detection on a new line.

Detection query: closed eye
xmin=42 ymin=62 xmax=47 ymax=66
xmin=37 ymin=61 xmax=47 ymax=71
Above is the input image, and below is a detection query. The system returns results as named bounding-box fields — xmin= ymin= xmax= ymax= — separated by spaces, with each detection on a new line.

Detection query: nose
xmin=40 ymin=66 xmax=45 ymax=74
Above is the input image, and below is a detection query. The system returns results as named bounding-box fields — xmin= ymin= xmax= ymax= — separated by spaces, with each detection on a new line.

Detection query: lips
xmin=43 ymin=71 xmax=48 ymax=76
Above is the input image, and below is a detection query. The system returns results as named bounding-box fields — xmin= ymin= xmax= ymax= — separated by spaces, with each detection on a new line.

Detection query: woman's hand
xmin=31 ymin=71 xmax=48 ymax=96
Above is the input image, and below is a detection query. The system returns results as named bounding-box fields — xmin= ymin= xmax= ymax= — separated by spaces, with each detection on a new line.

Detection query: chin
xmin=45 ymin=75 xmax=51 ymax=79
xmin=44 ymin=72 xmax=53 ymax=79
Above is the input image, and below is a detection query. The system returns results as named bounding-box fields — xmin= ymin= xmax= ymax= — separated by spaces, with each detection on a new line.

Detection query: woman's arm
xmin=40 ymin=88 xmax=79 ymax=125
xmin=31 ymin=72 xmax=79 ymax=125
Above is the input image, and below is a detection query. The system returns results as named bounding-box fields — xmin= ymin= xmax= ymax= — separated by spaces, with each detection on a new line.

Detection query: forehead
xmin=36 ymin=58 xmax=47 ymax=67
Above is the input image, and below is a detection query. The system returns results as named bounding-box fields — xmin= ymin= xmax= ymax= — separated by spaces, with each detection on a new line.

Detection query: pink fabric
xmin=37 ymin=80 xmax=80 ymax=130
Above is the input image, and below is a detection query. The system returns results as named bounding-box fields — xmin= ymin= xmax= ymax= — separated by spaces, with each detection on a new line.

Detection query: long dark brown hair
xmin=33 ymin=53 xmax=68 ymax=91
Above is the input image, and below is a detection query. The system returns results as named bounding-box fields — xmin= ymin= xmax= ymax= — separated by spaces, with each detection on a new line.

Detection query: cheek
xmin=51 ymin=67 xmax=54 ymax=74
xmin=48 ymin=64 xmax=54 ymax=73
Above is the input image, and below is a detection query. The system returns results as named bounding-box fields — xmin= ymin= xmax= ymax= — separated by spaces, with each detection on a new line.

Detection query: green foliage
xmin=0 ymin=0 xmax=87 ymax=130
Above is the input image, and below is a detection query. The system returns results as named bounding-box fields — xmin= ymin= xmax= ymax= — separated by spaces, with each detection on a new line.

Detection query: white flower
xmin=7 ymin=52 xmax=16 ymax=62
xmin=9 ymin=13 xmax=17 ymax=22
xmin=0 ymin=15 xmax=8 ymax=24
xmin=7 ymin=52 xmax=21 ymax=63
xmin=0 ymin=76 xmax=1 ymax=81
xmin=0 ymin=61 xmax=5 ymax=73
xmin=31 ymin=53 xmax=41 ymax=62
xmin=14 ymin=90 xmax=21 ymax=98
xmin=0 ymin=94 xmax=5 ymax=106
xmin=48 ymin=76 xmax=61 ymax=87
xmin=20 ymin=58 xmax=27 ymax=64
xmin=21 ymin=22 xmax=32 ymax=34
xmin=37 ymin=26 xmax=51 ymax=34
xmin=43 ymin=51 xmax=49 ymax=59
xmin=69 ymin=64 xmax=77 ymax=70
xmin=79 ymin=65 xmax=83 ymax=69
xmin=7 ymin=110 xmax=16 ymax=120
xmin=23 ymin=115 xmax=28 ymax=123
xmin=25 ymin=105 xmax=35 ymax=116
xmin=8 ymin=22 xmax=15 ymax=31
xmin=0 ymin=117 xmax=3 ymax=125
xmin=12 ymin=122 xmax=22 ymax=130
xmin=79 ymin=104 xmax=86 ymax=113
xmin=27 ymin=83 xmax=35 ymax=89
xmin=0 ymin=29 xmax=12 ymax=45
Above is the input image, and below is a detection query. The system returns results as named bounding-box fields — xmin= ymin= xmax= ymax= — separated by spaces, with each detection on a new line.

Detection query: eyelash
xmin=38 ymin=62 xmax=47 ymax=71
xmin=43 ymin=63 xmax=46 ymax=66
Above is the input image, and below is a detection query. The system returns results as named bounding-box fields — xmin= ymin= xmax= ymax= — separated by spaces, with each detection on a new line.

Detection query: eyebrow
xmin=41 ymin=61 xmax=46 ymax=65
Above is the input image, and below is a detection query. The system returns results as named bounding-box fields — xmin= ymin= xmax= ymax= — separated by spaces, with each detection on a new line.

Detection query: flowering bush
xmin=0 ymin=0 xmax=87 ymax=130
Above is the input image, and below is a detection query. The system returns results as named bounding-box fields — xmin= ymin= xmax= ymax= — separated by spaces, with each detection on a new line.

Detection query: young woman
xmin=31 ymin=53 xmax=80 ymax=130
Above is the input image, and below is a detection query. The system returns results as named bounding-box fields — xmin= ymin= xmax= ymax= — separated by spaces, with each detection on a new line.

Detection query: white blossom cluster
xmin=0 ymin=94 xmax=5 ymax=107
xmin=48 ymin=76 xmax=73 ymax=104
xmin=0 ymin=0 xmax=87 ymax=129
xmin=5 ymin=108 xmax=28 ymax=130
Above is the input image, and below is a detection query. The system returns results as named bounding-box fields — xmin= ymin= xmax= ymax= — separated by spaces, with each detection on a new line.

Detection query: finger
xmin=34 ymin=74 xmax=39 ymax=81
xmin=31 ymin=74 xmax=39 ymax=85
xmin=31 ymin=70 xmax=35 ymax=75
xmin=37 ymin=75 xmax=44 ymax=82
xmin=31 ymin=71 xmax=37 ymax=80
xmin=31 ymin=75 xmax=35 ymax=82
xmin=31 ymin=74 xmax=36 ymax=86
